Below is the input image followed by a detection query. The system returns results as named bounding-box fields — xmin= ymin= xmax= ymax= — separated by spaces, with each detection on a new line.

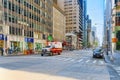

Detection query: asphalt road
xmin=0 ymin=50 xmax=110 ymax=80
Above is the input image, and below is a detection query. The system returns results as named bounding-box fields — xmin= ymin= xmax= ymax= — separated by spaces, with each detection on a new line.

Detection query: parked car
xmin=93 ymin=48 xmax=104 ymax=58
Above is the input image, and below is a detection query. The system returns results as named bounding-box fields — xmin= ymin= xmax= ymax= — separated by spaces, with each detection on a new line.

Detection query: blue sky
xmin=87 ymin=0 xmax=104 ymax=45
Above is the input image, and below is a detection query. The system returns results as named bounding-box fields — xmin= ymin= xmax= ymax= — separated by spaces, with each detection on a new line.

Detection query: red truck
xmin=41 ymin=42 xmax=62 ymax=56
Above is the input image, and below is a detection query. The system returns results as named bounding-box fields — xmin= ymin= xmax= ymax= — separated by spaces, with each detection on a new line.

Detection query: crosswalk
xmin=5 ymin=55 xmax=105 ymax=66
xmin=50 ymin=57 xmax=105 ymax=65
xmin=62 ymin=50 xmax=92 ymax=57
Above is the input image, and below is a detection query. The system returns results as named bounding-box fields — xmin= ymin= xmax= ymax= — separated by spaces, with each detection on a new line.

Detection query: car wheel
xmin=41 ymin=53 xmax=44 ymax=56
xmin=93 ymin=55 xmax=95 ymax=58
xmin=102 ymin=56 xmax=104 ymax=59
xmin=49 ymin=52 xmax=53 ymax=56
xmin=58 ymin=52 xmax=60 ymax=55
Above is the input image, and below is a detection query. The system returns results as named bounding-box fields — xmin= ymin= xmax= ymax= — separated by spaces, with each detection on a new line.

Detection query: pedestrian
xmin=8 ymin=48 xmax=12 ymax=54
xmin=1 ymin=48 xmax=3 ymax=56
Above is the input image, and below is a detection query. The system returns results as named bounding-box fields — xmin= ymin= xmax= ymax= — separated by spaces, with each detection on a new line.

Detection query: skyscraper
xmin=83 ymin=0 xmax=87 ymax=47
xmin=104 ymin=0 xmax=113 ymax=51
xmin=0 ymin=0 xmax=53 ymax=55
xmin=57 ymin=0 xmax=83 ymax=49
xmin=53 ymin=1 xmax=66 ymax=42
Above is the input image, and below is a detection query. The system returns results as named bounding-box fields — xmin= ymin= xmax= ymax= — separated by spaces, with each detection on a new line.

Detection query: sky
xmin=87 ymin=0 xmax=104 ymax=45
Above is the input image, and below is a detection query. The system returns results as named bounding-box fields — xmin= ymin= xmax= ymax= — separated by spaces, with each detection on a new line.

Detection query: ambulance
xmin=41 ymin=42 xmax=62 ymax=56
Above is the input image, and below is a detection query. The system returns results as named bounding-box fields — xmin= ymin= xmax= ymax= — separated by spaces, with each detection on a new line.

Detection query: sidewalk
xmin=1 ymin=50 xmax=68 ymax=57
xmin=104 ymin=50 xmax=120 ymax=66
xmin=1 ymin=52 xmax=41 ymax=57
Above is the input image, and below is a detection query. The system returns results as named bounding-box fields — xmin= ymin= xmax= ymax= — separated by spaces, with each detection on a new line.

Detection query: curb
xmin=104 ymin=54 xmax=115 ymax=65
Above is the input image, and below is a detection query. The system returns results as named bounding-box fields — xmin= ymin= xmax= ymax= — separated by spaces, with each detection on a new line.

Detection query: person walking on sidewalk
xmin=0 ymin=47 xmax=3 ymax=56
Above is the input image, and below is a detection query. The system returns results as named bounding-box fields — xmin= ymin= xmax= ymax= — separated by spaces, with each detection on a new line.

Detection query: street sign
xmin=112 ymin=38 xmax=118 ymax=43
xmin=47 ymin=35 xmax=53 ymax=41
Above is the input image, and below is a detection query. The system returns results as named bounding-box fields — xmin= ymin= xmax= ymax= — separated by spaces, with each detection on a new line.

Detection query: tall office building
xmin=111 ymin=0 xmax=120 ymax=50
xmin=104 ymin=0 xmax=113 ymax=51
xmin=86 ymin=15 xmax=92 ymax=47
xmin=53 ymin=1 xmax=66 ymax=42
xmin=57 ymin=0 xmax=83 ymax=49
xmin=83 ymin=0 xmax=87 ymax=47
xmin=0 ymin=0 xmax=53 ymax=55
xmin=92 ymin=26 xmax=97 ymax=42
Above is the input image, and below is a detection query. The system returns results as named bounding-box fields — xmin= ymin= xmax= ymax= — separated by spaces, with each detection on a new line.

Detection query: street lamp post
xmin=106 ymin=26 xmax=109 ymax=55
xmin=3 ymin=31 xmax=6 ymax=56
xmin=2 ymin=0 xmax=7 ymax=56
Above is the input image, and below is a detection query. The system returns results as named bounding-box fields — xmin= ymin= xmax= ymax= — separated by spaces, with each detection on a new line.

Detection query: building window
xmin=34 ymin=0 xmax=40 ymax=5
xmin=8 ymin=1 xmax=11 ymax=10
xmin=42 ymin=34 xmax=46 ymax=39
xmin=24 ymin=30 xmax=33 ymax=37
xmin=16 ymin=0 xmax=23 ymax=3
xmin=9 ymin=17 xmax=11 ymax=22
xmin=9 ymin=26 xmax=22 ymax=36
xmin=115 ymin=17 xmax=120 ymax=26
xmin=3 ymin=0 xmax=7 ymax=8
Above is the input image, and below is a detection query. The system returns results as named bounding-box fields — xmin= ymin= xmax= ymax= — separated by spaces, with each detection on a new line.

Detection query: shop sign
xmin=112 ymin=38 xmax=118 ymax=43
xmin=47 ymin=35 xmax=53 ymax=41
xmin=0 ymin=34 xmax=7 ymax=40
xmin=0 ymin=34 xmax=3 ymax=40
xmin=25 ymin=38 xmax=34 ymax=43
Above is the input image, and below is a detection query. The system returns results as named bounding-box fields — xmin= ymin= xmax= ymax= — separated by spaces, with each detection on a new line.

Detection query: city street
xmin=0 ymin=50 xmax=110 ymax=80
xmin=0 ymin=0 xmax=120 ymax=80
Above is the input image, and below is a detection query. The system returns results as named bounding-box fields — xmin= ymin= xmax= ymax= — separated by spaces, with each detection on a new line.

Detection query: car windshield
xmin=94 ymin=48 xmax=101 ymax=52
xmin=45 ymin=46 xmax=51 ymax=48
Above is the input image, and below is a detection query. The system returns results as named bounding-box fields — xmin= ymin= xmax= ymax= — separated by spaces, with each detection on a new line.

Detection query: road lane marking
xmin=64 ymin=58 xmax=73 ymax=61
xmin=115 ymin=67 xmax=120 ymax=71
xmin=69 ymin=59 xmax=75 ymax=62
xmin=77 ymin=59 xmax=83 ymax=62
xmin=117 ymin=70 xmax=120 ymax=73
xmin=110 ymin=75 xmax=115 ymax=78
xmin=93 ymin=60 xmax=97 ymax=63
xmin=99 ymin=61 xmax=104 ymax=65
xmin=86 ymin=60 xmax=90 ymax=63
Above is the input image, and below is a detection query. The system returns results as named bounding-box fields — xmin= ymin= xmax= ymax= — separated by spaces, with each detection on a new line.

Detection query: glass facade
xmin=1 ymin=0 xmax=53 ymax=54
xmin=2 ymin=0 xmax=53 ymax=37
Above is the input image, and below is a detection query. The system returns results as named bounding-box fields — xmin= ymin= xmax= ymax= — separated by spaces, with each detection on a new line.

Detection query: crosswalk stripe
xmin=86 ymin=60 xmax=90 ymax=63
xmin=77 ymin=59 xmax=83 ymax=62
xmin=110 ymin=75 xmax=115 ymax=78
xmin=64 ymin=58 xmax=73 ymax=61
xmin=69 ymin=59 xmax=75 ymax=61
xmin=115 ymin=67 xmax=120 ymax=71
xmin=93 ymin=60 xmax=97 ymax=63
xmin=117 ymin=70 xmax=120 ymax=73
xmin=99 ymin=61 xmax=104 ymax=64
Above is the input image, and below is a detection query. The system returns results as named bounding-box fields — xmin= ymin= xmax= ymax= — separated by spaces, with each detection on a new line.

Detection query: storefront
xmin=10 ymin=41 xmax=23 ymax=52
xmin=0 ymin=34 xmax=7 ymax=55
xmin=35 ymin=43 xmax=42 ymax=51
xmin=24 ymin=37 xmax=34 ymax=54
xmin=34 ymin=38 xmax=47 ymax=54
xmin=0 ymin=40 xmax=3 ymax=48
